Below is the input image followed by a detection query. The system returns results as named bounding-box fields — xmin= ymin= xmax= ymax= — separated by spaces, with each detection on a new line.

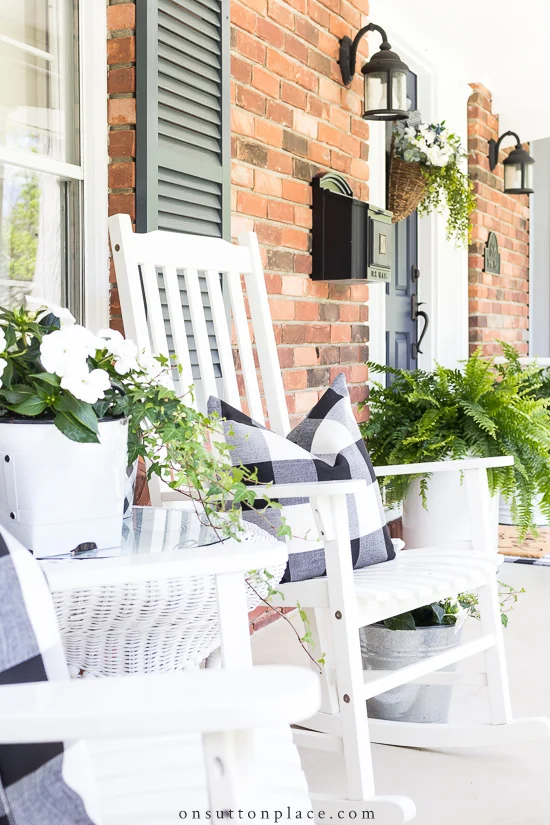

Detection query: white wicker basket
xmin=53 ymin=522 xmax=287 ymax=676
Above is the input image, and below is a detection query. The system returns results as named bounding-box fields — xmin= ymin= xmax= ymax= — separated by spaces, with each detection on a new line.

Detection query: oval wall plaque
xmin=484 ymin=232 xmax=501 ymax=275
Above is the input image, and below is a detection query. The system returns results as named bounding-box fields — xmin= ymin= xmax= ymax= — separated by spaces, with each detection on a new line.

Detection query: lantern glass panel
xmin=365 ymin=71 xmax=387 ymax=112
xmin=504 ymin=162 xmax=522 ymax=191
xmin=391 ymin=70 xmax=407 ymax=112
xmin=524 ymin=162 xmax=534 ymax=190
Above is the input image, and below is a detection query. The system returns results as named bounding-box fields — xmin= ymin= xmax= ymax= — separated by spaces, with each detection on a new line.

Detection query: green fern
xmin=359 ymin=348 xmax=550 ymax=537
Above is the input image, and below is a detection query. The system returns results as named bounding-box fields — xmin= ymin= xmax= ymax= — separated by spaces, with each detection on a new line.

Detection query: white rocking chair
xmin=109 ymin=213 xmax=550 ymax=824
xmin=1 ymin=526 xmax=320 ymax=823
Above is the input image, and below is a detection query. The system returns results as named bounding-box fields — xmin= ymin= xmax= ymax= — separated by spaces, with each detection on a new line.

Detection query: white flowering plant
xmin=0 ymin=299 xmax=171 ymax=445
xmin=0 ymin=298 xmax=291 ymax=536
xmin=393 ymin=120 xmax=476 ymax=243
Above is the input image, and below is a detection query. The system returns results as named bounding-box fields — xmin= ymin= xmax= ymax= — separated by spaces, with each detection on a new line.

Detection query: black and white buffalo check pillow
xmin=208 ymin=373 xmax=395 ymax=582
xmin=0 ymin=527 xmax=98 ymax=825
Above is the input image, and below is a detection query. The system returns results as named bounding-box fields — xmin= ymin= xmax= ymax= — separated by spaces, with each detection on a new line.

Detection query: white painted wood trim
xmin=477 ymin=581 xmax=513 ymax=724
xmin=365 ymin=119 xmax=387 ymax=376
xmin=108 ymin=215 xmax=151 ymax=351
xmin=315 ymin=492 xmax=376 ymax=801
xmin=225 ymin=268 xmax=265 ymax=424
xmin=140 ymin=263 xmax=170 ymax=358
xmin=80 ymin=0 xmax=109 ymax=331
xmin=0 ymin=146 xmax=84 ymax=180
xmin=183 ymin=268 xmax=218 ymax=403
xmin=0 ymin=665 xmax=321 ymax=740
xmin=0 ymin=33 xmax=54 ymax=61
xmin=368 ymin=717 xmax=550 ymax=749
xmin=205 ymin=269 xmax=241 ymax=408
xmin=162 ymin=265 xmax=195 ymax=396
xmin=374 ymin=456 xmax=513 ymax=476
xmin=362 ymin=635 xmax=495 ymax=700
xmin=363 ymin=670 xmax=488 ymax=687
xmin=216 ymin=572 xmax=254 ymax=668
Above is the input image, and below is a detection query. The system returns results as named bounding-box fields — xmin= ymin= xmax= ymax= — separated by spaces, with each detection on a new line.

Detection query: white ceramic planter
xmin=0 ymin=417 xmax=128 ymax=558
xmin=402 ymin=472 xmax=499 ymax=550
xmin=499 ymin=494 xmax=549 ymax=527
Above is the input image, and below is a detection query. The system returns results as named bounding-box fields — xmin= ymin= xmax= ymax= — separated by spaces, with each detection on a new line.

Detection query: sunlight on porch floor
xmin=252 ymin=563 xmax=550 ymax=824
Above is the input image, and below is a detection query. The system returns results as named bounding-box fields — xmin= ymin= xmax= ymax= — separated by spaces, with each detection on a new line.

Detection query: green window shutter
xmin=136 ymin=0 xmax=230 ymax=239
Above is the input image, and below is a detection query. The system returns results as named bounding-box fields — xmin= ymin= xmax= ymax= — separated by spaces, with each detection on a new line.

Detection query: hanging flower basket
xmin=387 ymin=147 xmax=427 ymax=223
xmin=387 ymin=121 xmax=477 ymax=244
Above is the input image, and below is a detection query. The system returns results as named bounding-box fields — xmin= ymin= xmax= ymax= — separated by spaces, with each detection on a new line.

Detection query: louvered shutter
xmin=135 ymin=0 xmax=229 ymax=383
xmin=136 ymin=0 xmax=230 ymax=238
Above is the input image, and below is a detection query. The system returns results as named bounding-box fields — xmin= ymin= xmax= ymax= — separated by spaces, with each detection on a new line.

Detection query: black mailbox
xmin=311 ymin=172 xmax=393 ymax=283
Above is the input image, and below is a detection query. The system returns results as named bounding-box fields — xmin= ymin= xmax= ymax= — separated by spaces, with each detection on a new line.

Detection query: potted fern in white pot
xmin=360 ymin=349 xmax=550 ymax=546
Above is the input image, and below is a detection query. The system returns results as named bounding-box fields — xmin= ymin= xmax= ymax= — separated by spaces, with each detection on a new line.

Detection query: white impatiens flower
xmin=0 ymin=327 xmax=6 ymax=353
xmin=61 ymin=368 xmax=111 ymax=405
xmin=0 ymin=357 xmax=7 ymax=388
xmin=136 ymin=350 xmax=173 ymax=388
xmin=26 ymin=296 xmax=76 ymax=326
xmin=40 ymin=325 xmax=99 ymax=377
xmin=97 ymin=328 xmax=139 ymax=375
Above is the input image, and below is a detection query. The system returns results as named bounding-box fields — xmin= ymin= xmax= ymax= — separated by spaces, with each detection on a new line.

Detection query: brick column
xmin=230 ymin=0 xmax=371 ymax=425
xmin=468 ymin=83 xmax=530 ymax=356
xmin=107 ymin=0 xmax=137 ymax=334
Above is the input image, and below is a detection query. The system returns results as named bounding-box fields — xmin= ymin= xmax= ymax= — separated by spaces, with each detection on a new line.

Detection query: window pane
xmin=0 ymin=0 xmax=79 ymax=164
xmin=0 ymin=163 xmax=68 ymax=308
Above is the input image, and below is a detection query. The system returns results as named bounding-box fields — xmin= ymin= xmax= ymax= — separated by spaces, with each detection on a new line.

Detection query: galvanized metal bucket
xmin=360 ymin=621 xmax=463 ymax=723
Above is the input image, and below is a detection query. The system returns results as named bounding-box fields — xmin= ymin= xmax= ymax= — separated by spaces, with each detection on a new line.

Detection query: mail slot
xmin=311 ymin=172 xmax=393 ymax=283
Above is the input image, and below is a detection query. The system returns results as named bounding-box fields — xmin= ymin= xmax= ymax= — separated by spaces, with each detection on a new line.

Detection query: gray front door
xmin=385 ymin=71 xmax=420 ymax=373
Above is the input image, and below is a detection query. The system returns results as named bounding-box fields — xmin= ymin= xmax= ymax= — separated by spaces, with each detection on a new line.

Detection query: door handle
xmin=411 ymin=293 xmax=429 ymax=359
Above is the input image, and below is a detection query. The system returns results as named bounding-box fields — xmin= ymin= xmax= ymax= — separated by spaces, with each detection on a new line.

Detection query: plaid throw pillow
xmin=0 ymin=528 xmax=98 ymax=824
xmin=208 ymin=373 xmax=395 ymax=583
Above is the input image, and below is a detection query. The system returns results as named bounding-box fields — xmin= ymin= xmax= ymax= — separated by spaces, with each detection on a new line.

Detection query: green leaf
xmin=0 ymin=384 xmax=37 ymax=404
xmin=54 ymin=411 xmax=100 ymax=444
xmin=54 ymin=394 xmax=98 ymax=436
xmin=7 ymin=394 xmax=48 ymax=416
xmin=0 ymin=359 xmax=13 ymax=387
xmin=384 ymin=612 xmax=416 ymax=631
xmin=431 ymin=603 xmax=446 ymax=625
xmin=31 ymin=372 xmax=61 ymax=387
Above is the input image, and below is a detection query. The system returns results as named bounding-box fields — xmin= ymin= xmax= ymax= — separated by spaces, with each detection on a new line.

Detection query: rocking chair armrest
xmin=373 ymin=456 xmax=514 ymax=477
xmin=0 ymin=665 xmax=320 ymax=744
xmin=249 ymin=479 xmax=367 ymax=500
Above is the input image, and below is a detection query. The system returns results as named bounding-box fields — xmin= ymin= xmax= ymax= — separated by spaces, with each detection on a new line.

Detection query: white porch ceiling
xmin=370 ymin=0 xmax=550 ymax=142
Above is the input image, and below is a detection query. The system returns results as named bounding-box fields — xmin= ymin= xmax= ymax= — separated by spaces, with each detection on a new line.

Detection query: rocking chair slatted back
xmin=108 ymin=214 xmax=290 ymax=435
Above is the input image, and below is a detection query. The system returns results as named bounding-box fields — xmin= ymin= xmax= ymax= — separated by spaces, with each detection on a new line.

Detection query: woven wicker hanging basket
xmin=387 ymin=140 xmax=427 ymax=223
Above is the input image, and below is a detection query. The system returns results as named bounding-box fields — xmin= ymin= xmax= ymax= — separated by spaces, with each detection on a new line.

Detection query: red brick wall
xmin=230 ymin=0 xmax=371 ymax=426
xmin=467 ymin=83 xmax=530 ymax=356
xmin=107 ymin=0 xmax=136 ymax=334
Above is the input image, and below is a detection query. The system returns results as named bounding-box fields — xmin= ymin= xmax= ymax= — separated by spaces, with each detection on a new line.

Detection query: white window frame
xmin=0 ymin=0 xmax=108 ymax=331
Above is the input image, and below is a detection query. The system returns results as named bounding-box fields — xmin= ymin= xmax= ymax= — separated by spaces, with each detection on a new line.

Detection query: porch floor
xmin=251 ymin=562 xmax=550 ymax=824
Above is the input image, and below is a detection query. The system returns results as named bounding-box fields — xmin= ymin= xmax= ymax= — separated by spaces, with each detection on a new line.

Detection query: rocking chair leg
xmin=477 ymin=579 xmax=513 ymax=724
xmin=315 ymin=493 xmax=377 ymax=801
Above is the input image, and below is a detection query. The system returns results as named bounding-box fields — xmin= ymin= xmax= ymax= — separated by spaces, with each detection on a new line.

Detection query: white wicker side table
xmin=41 ymin=507 xmax=287 ymax=677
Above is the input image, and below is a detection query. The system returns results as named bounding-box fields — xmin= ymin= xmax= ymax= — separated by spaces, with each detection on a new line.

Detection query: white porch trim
xmin=80 ymin=0 xmax=109 ymax=332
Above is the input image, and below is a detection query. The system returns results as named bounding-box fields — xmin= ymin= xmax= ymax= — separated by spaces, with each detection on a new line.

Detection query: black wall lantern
xmin=488 ymin=131 xmax=535 ymax=195
xmin=339 ymin=23 xmax=410 ymax=121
